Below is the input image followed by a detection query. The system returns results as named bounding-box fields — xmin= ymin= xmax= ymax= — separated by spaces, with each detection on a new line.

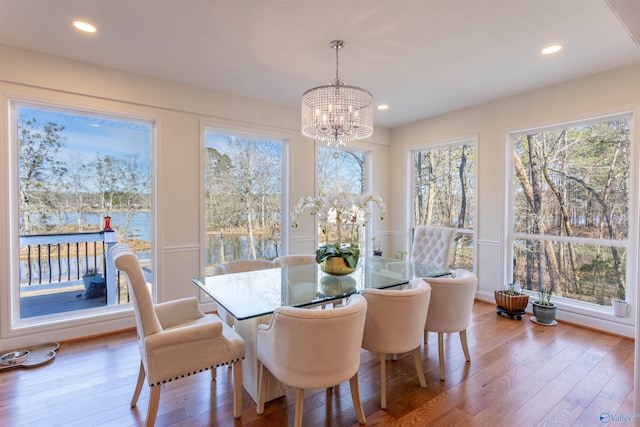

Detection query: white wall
xmin=0 ymin=44 xmax=391 ymax=350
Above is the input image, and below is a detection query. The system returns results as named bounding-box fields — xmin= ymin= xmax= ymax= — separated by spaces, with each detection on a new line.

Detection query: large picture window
xmin=412 ymin=141 xmax=475 ymax=270
xmin=317 ymin=146 xmax=369 ymax=248
xmin=12 ymin=101 xmax=153 ymax=320
xmin=509 ymin=115 xmax=631 ymax=307
xmin=203 ymin=130 xmax=283 ymax=275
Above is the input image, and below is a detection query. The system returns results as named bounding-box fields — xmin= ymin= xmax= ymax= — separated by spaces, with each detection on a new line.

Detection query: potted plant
xmin=612 ymin=288 xmax=629 ymax=317
xmin=532 ymin=285 xmax=557 ymax=325
xmin=372 ymin=237 xmax=383 ymax=256
xmin=393 ymin=250 xmax=407 ymax=260
xmin=292 ymin=192 xmax=386 ymax=275
xmin=82 ymin=267 xmax=102 ymax=291
xmin=495 ymin=282 xmax=529 ymax=320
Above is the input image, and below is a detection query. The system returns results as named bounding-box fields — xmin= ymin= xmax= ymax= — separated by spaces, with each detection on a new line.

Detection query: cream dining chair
xmin=361 ymin=278 xmax=432 ymax=409
xmin=423 ymin=269 xmax=478 ymax=381
xmin=112 ymin=244 xmax=245 ymax=426
xmin=273 ymin=255 xmax=318 ymax=305
xmin=272 ymin=254 xmax=316 ymax=267
xmin=387 ymin=226 xmax=457 ymax=276
xmin=214 ymin=259 xmax=275 ymax=325
xmin=410 ymin=226 xmax=458 ymax=267
xmin=256 ymin=294 xmax=368 ymax=427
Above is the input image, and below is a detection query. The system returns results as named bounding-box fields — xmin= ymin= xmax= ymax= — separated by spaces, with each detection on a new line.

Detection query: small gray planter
xmin=531 ymin=301 xmax=557 ymax=326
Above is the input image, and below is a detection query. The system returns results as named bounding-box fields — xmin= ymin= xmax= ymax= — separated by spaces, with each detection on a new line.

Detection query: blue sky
xmin=18 ymin=106 xmax=152 ymax=164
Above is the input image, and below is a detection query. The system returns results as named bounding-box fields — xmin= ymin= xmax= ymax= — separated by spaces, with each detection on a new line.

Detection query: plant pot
xmin=612 ymin=299 xmax=629 ymax=317
xmin=494 ymin=290 xmax=529 ymax=313
xmin=373 ymin=250 xmax=383 ymax=257
xmin=320 ymin=257 xmax=357 ymax=276
xmin=532 ymin=301 xmax=557 ymax=326
xmin=82 ymin=274 xmax=102 ymax=291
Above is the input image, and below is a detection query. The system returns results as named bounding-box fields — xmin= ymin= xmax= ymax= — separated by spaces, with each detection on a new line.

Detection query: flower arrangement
xmin=291 ymin=192 xmax=386 ymax=268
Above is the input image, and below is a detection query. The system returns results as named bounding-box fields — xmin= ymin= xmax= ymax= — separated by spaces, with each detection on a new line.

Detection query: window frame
xmin=200 ymin=122 xmax=289 ymax=275
xmin=505 ymin=111 xmax=636 ymax=320
xmin=315 ymin=142 xmax=375 ymax=254
xmin=6 ymin=97 xmax=157 ymax=329
xmin=408 ymin=138 xmax=477 ymax=271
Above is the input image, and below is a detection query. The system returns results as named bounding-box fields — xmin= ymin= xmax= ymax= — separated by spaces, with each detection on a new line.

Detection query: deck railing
xmin=19 ymin=230 xmax=125 ymax=305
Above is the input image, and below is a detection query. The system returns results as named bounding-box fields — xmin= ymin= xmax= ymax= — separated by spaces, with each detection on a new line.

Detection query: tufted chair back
xmin=410 ymin=226 xmax=457 ymax=268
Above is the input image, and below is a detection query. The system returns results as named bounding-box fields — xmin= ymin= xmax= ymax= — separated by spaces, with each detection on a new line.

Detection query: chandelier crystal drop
xmin=301 ymin=40 xmax=374 ymax=147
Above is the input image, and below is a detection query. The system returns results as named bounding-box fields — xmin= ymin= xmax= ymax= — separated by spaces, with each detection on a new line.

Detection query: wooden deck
xmin=20 ymin=289 xmax=108 ymax=318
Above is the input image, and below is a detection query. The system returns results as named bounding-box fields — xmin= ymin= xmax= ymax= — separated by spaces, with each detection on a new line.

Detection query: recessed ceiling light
xmin=541 ymin=44 xmax=562 ymax=55
xmin=72 ymin=20 xmax=96 ymax=33
xmin=377 ymin=104 xmax=389 ymax=110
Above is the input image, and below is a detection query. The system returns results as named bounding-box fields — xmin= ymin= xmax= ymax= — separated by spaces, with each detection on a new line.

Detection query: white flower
xmin=291 ymin=191 xmax=386 ymax=247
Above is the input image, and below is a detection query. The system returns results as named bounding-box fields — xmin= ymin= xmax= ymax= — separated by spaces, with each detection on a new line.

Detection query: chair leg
xmin=460 ymin=329 xmax=471 ymax=362
xmin=349 ymin=372 xmax=366 ymax=424
xmin=413 ymin=346 xmax=426 ymax=388
xmin=438 ymin=332 xmax=445 ymax=381
xmin=294 ymin=388 xmax=304 ymax=427
xmin=131 ymin=361 xmax=146 ymax=407
xmin=233 ymin=360 xmax=242 ymax=418
xmin=379 ymin=353 xmax=387 ymax=409
xmin=211 ymin=366 xmax=217 ymax=381
xmin=256 ymin=361 xmax=267 ymax=414
xmin=146 ymin=385 xmax=161 ymax=427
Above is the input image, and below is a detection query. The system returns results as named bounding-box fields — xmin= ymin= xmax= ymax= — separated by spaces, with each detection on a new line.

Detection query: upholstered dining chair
xmin=273 ymin=255 xmax=318 ymax=305
xmin=214 ymin=259 xmax=275 ymax=325
xmin=112 ymin=244 xmax=245 ymax=426
xmin=215 ymin=259 xmax=275 ymax=274
xmin=423 ymin=269 xmax=478 ymax=381
xmin=410 ymin=226 xmax=458 ymax=268
xmin=272 ymin=254 xmax=316 ymax=267
xmin=361 ymin=278 xmax=432 ymax=409
xmin=256 ymin=294 xmax=368 ymax=427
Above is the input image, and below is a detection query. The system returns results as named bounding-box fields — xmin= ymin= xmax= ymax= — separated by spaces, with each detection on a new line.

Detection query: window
xmin=411 ymin=141 xmax=475 ymax=270
xmin=317 ymin=146 xmax=369 ymax=248
xmin=12 ymin=101 xmax=153 ymax=320
xmin=203 ymin=130 xmax=283 ymax=274
xmin=509 ymin=115 xmax=632 ymax=307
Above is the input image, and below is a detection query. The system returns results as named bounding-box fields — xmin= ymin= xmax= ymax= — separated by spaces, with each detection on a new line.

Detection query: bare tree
xmin=18 ymin=118 xmax=67 ymax=233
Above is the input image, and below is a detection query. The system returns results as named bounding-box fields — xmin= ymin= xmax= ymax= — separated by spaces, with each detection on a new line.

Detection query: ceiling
xmin=0 ymin=0 xmax=639 ymax=128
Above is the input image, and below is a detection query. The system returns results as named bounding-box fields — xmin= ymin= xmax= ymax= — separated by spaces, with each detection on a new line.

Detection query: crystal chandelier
xmin=301 ymin=40 xmax=374 ymax=147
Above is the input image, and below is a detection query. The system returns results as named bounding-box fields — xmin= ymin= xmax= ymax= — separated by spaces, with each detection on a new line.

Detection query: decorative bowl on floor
xmin=1 ymin=350 xmax=29 ymax=366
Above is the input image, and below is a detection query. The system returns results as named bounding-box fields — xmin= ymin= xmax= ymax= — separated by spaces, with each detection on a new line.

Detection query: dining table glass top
xmin=193 ymin=257 xmax=451 ymax=321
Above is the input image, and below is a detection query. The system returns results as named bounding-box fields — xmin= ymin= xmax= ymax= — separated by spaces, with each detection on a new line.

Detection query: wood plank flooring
xmin=0 ymin=301 xmax=634 ymax=426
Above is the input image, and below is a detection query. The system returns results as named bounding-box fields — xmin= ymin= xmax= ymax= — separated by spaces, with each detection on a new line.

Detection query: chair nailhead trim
xmin=149 ymin=357 xmax=244 ymax=387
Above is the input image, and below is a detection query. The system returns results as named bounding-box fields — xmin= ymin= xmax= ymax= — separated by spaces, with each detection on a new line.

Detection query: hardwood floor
xmin=0 ymin=301 xmax=634 ymax=426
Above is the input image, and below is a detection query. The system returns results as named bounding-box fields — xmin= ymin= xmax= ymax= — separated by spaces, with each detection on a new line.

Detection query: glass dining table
xmin=192 ymin=256 xmax=451 ymax=403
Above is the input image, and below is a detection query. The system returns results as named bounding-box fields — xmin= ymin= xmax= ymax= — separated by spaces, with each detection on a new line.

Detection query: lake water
xmin=21 ymin=211 xmax=280 ymax=283
xmin=55 ymin=211 xmax=152 ymax=242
